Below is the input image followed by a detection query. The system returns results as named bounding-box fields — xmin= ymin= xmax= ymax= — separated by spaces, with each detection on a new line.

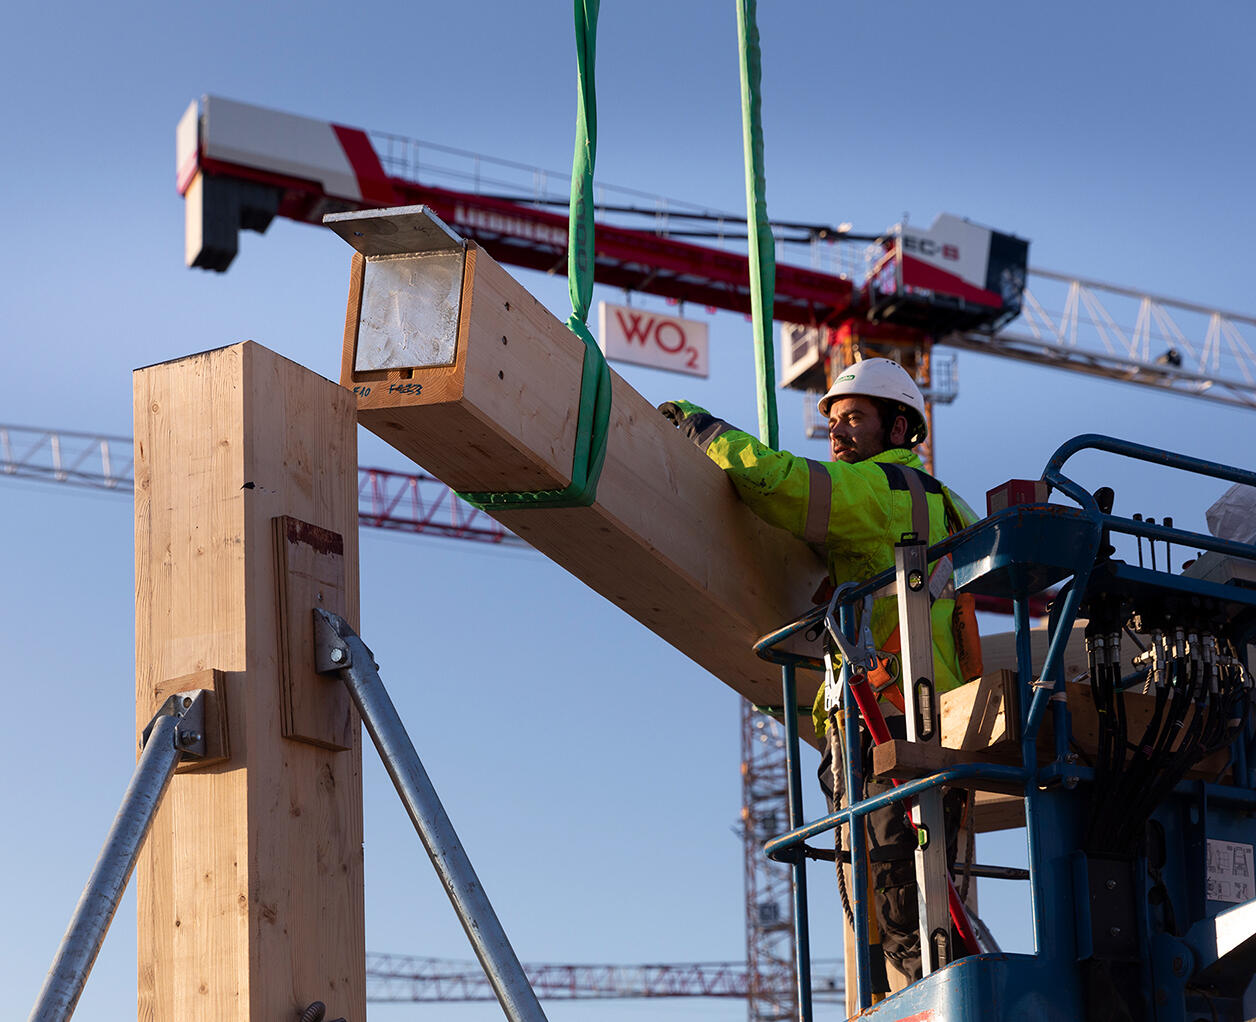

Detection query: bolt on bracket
xmin=141 ymin=690 xmax=208 ymax=760
xmin=313 ymin=609 xmax=356 ymax=673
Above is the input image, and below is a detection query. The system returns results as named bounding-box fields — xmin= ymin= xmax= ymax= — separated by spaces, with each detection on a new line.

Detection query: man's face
xmin=828 ymin=396 xmax=887 ymax=463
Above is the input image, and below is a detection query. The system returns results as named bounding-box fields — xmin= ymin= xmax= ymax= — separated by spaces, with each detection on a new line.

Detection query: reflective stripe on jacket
xmin=696 ymin=423 xmax=976 ymax=743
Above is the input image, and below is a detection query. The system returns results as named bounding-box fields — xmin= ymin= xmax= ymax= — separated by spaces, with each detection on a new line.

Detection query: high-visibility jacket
xmin=690 ymin=416 xmax=976 ymax=742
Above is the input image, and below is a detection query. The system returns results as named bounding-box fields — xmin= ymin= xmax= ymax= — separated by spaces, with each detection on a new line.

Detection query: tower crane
xmin=176 ymin=94 xmax=1256 ymax=439
xmin=169 ymin=95 xmax=1256 ymax=1022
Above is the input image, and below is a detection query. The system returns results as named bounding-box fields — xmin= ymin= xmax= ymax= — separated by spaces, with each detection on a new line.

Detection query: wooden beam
xmin=330 ymin=209 xmax=828 ymax=710
xmin=134 ymin=342 xmax=364 ymax=1022
xmin=978 ymin=625 xmax=1089 ymax=684
xmin=868 ymin=739 xmax=1027 ymax=832
xmin=871 ymin=739 xmax=1022 ymax=791
xmin=971 ymin=792 xmax=1026 ymax=832
xmin=323 ymin=210 xmax=1120 ymax=750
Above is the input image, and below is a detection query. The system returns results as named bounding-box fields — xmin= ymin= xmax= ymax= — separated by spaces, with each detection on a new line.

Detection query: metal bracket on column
xmin=314 ymin=612 xmax=361 ymax=674
xmin=142 ymin=689 xmax=208 ymax=760
xmin=895 ymin=536 xmax=952 ymax=975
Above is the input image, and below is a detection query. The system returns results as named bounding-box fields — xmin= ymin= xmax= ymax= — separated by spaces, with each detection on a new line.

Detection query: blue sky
xmin=3 ymin=2 xmax=1255 ymax=1020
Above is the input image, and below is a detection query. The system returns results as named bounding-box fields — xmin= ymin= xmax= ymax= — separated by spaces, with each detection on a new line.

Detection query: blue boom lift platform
xmin=757 ymin=434 xmax=1256 ymax=1021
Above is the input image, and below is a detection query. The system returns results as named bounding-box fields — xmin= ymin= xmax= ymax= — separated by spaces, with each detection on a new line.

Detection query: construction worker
xmin=659 ymin=357 xmax=979 ymax=992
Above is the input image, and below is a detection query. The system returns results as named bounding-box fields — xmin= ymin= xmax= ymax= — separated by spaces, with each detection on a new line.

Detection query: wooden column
xmin=134 ymin=342 xmax=363 ymax=1021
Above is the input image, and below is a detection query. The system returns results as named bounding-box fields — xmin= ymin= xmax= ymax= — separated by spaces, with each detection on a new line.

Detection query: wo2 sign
xmin=597 ymin=302 xmax=709 ymax=378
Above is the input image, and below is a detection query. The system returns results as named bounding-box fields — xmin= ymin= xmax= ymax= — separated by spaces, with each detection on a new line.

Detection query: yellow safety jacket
xmin=690 ymin=416 xmax=976 ymax=743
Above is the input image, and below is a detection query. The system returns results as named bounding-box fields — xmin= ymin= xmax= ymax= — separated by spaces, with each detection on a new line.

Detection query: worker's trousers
xmin=818 ymin=712 xmax=966 ymax=990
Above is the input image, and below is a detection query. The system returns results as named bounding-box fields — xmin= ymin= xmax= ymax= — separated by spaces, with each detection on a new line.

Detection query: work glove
xmin=658 ymin=399 xmax=709 ymax=425
xmin=658 ymin=400 xmax=735 ymax=450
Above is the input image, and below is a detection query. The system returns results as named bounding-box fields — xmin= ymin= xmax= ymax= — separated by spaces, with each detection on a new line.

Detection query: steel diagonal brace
xmin=30 ymin=690 xmax=209 ymax=1022
xmin=312 ymin=609 xmax=548 ymax=1022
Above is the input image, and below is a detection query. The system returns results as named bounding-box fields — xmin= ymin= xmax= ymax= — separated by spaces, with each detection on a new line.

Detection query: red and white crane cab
xmin=175 ymin=95 xmax=398 ymax=271
xmin=866 ymin=213 xmax=1029 ymax=334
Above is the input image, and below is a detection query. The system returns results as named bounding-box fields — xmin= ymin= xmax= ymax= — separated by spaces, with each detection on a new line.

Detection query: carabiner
xmin=822 ymin=584 xmax=878 ymax=674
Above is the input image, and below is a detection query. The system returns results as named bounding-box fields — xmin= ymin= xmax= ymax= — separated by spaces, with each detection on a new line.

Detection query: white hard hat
xmin=817 ymin=358 xmax=928 ymax=444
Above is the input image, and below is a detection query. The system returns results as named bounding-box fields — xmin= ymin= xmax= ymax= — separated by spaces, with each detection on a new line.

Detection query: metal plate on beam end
xmin=357 ymin=249 xmax=465 ymax=370
xmin=324 ymin=205 xmax=464 ymax=258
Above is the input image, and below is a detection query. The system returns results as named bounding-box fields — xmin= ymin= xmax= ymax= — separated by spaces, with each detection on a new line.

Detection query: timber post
xmin=133 ymin=342 xmax=364 ymax=1021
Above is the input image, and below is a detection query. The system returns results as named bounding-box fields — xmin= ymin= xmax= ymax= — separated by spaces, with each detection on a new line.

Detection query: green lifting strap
xmin=458 ymin=0 xmax=612 ymax=512
xmin=735 ymin=0 xmax=779 ymax=450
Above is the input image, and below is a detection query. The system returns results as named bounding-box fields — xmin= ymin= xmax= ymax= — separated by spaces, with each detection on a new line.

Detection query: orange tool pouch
xmin=866 ymin=630 xmax=906 ymax=714
xmin=869 ymin=591 xmax=982 ymax=709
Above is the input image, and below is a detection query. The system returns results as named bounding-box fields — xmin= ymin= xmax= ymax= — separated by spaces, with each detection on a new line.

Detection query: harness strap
xmin=803 ymin=459 xmax=831 ymax=546
xmin=900 ymin=463 xmax=931 ymax=541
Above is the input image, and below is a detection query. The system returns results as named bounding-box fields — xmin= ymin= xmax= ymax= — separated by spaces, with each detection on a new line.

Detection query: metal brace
xmin=305 ymin=606 xmax=548 ymax=1022
xmin=141 ymin=690 xmax=208 ymax=760
xmin=32 ymin=688 xmax=210 ymax=1021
